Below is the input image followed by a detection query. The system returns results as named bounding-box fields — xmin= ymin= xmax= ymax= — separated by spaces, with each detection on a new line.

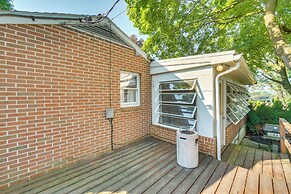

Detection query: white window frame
xmin=120 ymin=71 xmax=140 ymax=107
xmin=226 ymin=82 xmax=250 ymax=125
xmin=155 ymin=79 xmax=197 ymax=131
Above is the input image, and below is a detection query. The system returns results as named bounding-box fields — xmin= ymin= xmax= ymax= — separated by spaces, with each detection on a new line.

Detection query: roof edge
xmin=0 ymin=11 xmax=148 ymax=61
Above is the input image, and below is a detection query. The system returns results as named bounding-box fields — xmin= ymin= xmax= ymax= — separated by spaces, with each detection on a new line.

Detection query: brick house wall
xmin=0 ymin=24 xmax=151 ymax=188
xmin=150 ymin=125 xmax=217 ymax=158
xmin=225 ymin=115 xmax=247 ymax=144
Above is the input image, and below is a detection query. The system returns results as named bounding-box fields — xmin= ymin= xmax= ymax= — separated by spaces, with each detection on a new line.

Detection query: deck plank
xmin=187 ymin=159 xmax=220 ymax=194
xmin=271 ymin=152 xmax=285 ymax=179
xmin=229 ymin=167 xmax=248 ymax=194
xmin=201 ymin=161 xmax=228 ymax=194
xmin=226 ymin=145 xmax=241 ymax=165
xmin=273 ymin=177 xmax=289 ymax=194
xmin=215 ymin=165 xmax=237 ymax=194
xmin=157 ymin=154 xmax=205 ymax=194
xmin=234 ymin=146 xmax=248 ymax=167
xmin=260 ymin=175 xmax=273 ymax=194
xmin=119 ymin=156 xmax=178 ymax=193
xmin=103 ymin=148 xmax=177 ymax=193
xmin=2 ymin=138 xmax=158 ymax=194
xmin=143 ymin=165 xmax=184 ymax=194
xmin=280 ymin=153 xmax=291 ymax=193
xmin=243 ymin=147 xmax=255 ymax=169
xmin=128 ymin=159 xmax=177 ymax=194
xmin=53 ymin=143 xmax=174 ymax=194
xmin=252 ymin=149 xmax=263 ymax=175
xmin=171 ymin=156 xmax=212 ymax=194
xmin=262 ymin=151 xmax=273 ymax=177
xmin=221 ymin=144 xmax=235 ymax=162
xmin=244 ymin=170 xmax=259 ymax=194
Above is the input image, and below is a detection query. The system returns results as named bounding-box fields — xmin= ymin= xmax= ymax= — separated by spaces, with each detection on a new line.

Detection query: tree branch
xmin=262 ymin=73 xmax=283 ymax=84
xmin=280 ymin=23 xmax=291 ymax=34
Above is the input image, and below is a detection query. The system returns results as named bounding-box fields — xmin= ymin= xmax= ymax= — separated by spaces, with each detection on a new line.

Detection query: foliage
xmin=247 ymin=99 xmax=291 ymax=134
xmin=0 ymin=0 xmax=13 ymax=10
xmin=125 ymin=0 xmax=291 ymax=94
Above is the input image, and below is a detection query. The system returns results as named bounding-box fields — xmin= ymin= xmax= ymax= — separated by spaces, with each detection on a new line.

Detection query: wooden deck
xmin=2 ymin=138 xmax=291 ymax=194
xmin=221 ymin=143 xmax=291 ymax=193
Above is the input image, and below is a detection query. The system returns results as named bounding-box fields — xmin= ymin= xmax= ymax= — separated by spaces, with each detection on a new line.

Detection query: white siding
xmin=152 ymin=66 xmax=214 ymax=138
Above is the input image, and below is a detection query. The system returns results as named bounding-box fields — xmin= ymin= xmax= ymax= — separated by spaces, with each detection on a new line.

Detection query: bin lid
xmin=180 ymin=130 xmax=195 ymax=134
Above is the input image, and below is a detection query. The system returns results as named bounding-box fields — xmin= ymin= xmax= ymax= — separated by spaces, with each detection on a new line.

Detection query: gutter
xmin=215 ymin=60 xmax=240 ymax=160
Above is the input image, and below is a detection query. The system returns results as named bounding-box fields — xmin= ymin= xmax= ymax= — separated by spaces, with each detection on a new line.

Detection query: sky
xmin=13 ymin=0 xmax=147 ymax=39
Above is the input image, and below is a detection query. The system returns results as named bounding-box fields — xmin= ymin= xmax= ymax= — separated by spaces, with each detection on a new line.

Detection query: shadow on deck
xmin=2 ymin=138 xmax=291 ymax=194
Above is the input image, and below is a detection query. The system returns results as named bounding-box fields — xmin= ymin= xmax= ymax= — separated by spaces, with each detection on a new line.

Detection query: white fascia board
xmin=150 ymin=61 xmax=211 ymax=75
xmin=0 ymin=16 xmax=81 ymax=24
xmin=151 ymin=50 xmax=236 ymax=75
xmin=234 ymin=54 xmax=256 ymax=85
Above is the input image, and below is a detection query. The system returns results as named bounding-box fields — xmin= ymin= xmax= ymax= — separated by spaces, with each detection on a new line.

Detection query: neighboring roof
xmin=150 ymin=50 xmax=256 ymax=85
xmin=0 ymin=11 xmax=148 ymax=60
xmin=263 ymin=124 xmax=280 ymax=133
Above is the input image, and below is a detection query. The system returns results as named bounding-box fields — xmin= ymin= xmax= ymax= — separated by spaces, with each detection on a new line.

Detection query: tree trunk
xmin=264 ymin=0 xmax=291 ymax=70
xmin=278 ymin=62 xmax=291 ymax=95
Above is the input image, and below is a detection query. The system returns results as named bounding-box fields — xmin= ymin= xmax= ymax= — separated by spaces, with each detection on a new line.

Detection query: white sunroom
xmin=150 ymin=50 xmax=256 ymax=159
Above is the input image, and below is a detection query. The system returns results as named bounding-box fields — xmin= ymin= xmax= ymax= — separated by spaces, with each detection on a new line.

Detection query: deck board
xmin=2 ymin=138 xmax=290 ymax=194
xmin=252 ymin=149 xmax=263 ymax=175
xmin=234 ymin=146 xmax=248 ymax=167
xmin=245 ymin=170 xmax=259 ymax=194
xmin=243 ymin=147 xmax=255 ymax=169
xmin=2 ymin=138 xmax=158 ymax=194
xmin=226 ymin=145 xmax=241 ymax=165
xmin=187 ymin=159 xmax=220 ymax=194
xmin=171 ymin=156 xmax=212 ymax=194
xmin=229 ymin=167 xmax=248 ymax=194
xmin=55 ymin=142 xmax=173 ymax=194
xmin=215 ymin=165 xmax=237 ymax=194
xmin=263 ymin=151 xmax=273 ymax=177
xmin=271 ymin=152 xmax=285 ymax=179
xmin=201 ymin=161 xmax=228 ymax=194
xmin=280 ymin=153 xmax=291 ymax=193
xmin=35 ymin=140 xmax=166 ymax=194
xmin=221 ymin=144 xmax=235 ymax=161
xmin=260 ymin=175 xmax=273 ymax=194
xmin=157 ymin=153 xmax=205 ymax=194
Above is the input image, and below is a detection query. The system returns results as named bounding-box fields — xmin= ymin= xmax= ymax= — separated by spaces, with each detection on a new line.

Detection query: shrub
xmin=247 ymin=99 xmax=291 ymax=134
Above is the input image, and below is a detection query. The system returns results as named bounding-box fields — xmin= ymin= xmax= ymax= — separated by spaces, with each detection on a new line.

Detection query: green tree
xmin=0 ymin=0 xmax=13 ymax=10
xmin=125 ymin=0 xmax=291 ymax=94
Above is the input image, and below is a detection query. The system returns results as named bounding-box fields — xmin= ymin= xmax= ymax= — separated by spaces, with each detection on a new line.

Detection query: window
xmin=226 ymin=82 xmax=250 ymax=125
xmin=120 ymin=71 xmax=140 ymax=107
xmin=155 ymin=79 xmax=197 ymax=130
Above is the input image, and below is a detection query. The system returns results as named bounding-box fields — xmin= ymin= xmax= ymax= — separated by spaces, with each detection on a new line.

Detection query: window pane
xmin=122 ymin=89 xmax=137 ymax=103
xmin=120 ymin=72 xmax=137 ymax=89
xmin=159 ymin=80 xmax=196 ymax=91
xmin=158 ymin=104 xmax=196 ymax=118
xmin=158 ymin=115 xmax=196 ymax=130
xmin=159 ymin=93 xmax=196 ymax=104
xmin=227 ymin=112 xmax=239 ymax=124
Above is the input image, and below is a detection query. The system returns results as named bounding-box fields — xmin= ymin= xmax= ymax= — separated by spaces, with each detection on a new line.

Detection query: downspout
xmin=215 ymin=61 xmax=240 ymax=160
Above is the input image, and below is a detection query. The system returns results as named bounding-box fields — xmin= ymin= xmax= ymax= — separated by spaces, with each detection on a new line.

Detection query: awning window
xmin=156 ymin=79 xmax=197 ymax=130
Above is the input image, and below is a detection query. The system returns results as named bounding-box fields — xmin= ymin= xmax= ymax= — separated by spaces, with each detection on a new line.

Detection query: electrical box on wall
xmin=106 ymin=108 xmax=114 ymax=119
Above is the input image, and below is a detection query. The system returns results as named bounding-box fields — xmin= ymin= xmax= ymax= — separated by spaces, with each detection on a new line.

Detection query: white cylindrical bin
xmin=176 ymin=130 xmax=199 ymax=168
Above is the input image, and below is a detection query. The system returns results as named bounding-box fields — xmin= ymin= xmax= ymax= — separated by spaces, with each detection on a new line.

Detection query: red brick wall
xmin=0 ymin=24 xmax=151 ymax=188
xmin=225 ymin=115 xmax=247 ymax=144
xmin=150 ymin=125 xmax=217 ymax=157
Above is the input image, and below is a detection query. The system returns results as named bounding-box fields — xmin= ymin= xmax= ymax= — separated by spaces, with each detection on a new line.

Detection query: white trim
xmin=120 ymin=71 xmax=140 ymax=108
